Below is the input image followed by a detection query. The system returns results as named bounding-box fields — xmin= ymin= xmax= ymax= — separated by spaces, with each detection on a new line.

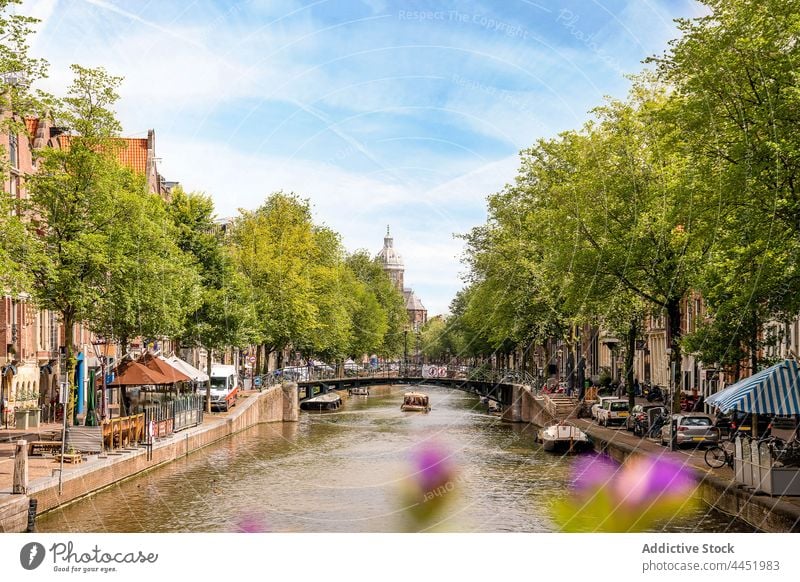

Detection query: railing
xmin=142 ymin=395 xmax=204 ymax=440
xmin=262 ymin=363 xmax=538 ymax=385
xmin=40 ymin=403 xmax=64 ymax=424
xmin=101 ymin=413 xmax=145 ymax=450
xmin=173 ymin=394 xmax=204 ymax=432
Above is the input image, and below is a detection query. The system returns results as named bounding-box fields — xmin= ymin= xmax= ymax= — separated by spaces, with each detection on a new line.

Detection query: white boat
xmin=349 ymin=386 xmax=370 ymax=396
xmin=538 ymin=422 xmax=591 ymax=453
xmin=300 ymin=392 xmax=342 ymax=411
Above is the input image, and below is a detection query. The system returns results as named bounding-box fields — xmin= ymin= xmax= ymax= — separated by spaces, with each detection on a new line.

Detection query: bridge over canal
xmin=266 ymin=365 xmax=577 ymax=424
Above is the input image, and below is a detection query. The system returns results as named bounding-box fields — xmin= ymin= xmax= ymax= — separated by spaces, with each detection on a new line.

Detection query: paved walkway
xmin=0 ymin=391 xmax=261 ymax=495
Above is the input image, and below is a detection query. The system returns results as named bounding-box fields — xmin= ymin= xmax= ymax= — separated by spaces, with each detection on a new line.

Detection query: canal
xmin=37 ymin=385 xmax=756 ymax=532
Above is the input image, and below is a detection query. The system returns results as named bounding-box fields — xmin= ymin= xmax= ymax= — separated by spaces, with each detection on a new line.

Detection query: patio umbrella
xmin=162 ymin=355 xmax=209 ymax=383
xmin=106 ymin=362 xmax=174 ymax=386
xmin=705 ymin=359 xmax=800 ymax=415
xmin=106 ymin=361 xmax=174 ymax=416
xmin=139 ymin=353 xmax=191 ymax=384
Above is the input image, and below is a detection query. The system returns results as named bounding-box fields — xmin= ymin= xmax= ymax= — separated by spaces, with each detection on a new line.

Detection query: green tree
xmin=0 ymin=0 xmax=50 ymax=291
xmin=230 ymin=192 xmax=318 ymax=368
xmin=167 ymin=188 xmax=254 ymax=411
xmin=656 ymin=0 xmax=800 ymax=376
xmin=24 ymin=65 xmax=138 ymax=420
xmin=345 ymin=250 xmax=406 ymax=358
xmin=95 ymin=185 xmax=201 ymax=351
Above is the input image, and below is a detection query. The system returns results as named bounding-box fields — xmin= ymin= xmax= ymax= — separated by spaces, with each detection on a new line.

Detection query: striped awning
xmin=705 ymin=359 xmax=800 ymax=415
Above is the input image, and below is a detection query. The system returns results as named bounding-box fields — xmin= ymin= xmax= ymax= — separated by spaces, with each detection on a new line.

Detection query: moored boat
xmin=538 ymin=422 xmax=591 ymax=453
xmin=401 ymin=391 xmax=430 ymax=412
xmin=300 ymin=392 xmax=343 ymax=411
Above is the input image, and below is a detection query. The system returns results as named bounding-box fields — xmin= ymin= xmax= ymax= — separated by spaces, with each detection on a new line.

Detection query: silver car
xmin=660 ymin=413 xmax=719 ymax=447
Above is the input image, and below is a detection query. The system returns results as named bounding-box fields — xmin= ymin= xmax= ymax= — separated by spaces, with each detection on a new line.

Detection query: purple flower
xmin=232 ymin=513 xmax=269 ymax=533
xmin=411 ymin=442 xmax=455 ymax=491
xmin=571 ymin=453 xmax=619 ymax=494
xmin=614 ymin=457 xmax=695 ymax=506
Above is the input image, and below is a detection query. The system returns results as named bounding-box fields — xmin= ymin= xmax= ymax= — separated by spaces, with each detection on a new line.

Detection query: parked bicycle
xmin=704 ymin=443 xmax=734 ymax=469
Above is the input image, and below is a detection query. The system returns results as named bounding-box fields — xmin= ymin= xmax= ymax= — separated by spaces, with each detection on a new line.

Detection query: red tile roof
xmin=57 ymin=135 xmax=149 ymax=175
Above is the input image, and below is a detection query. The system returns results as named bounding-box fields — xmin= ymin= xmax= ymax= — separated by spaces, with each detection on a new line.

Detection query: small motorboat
xmin=349 ymin=386 xmax=370 ymax=396
xmin=538 ymin=422 xmax=591 ymax=453
xmin=300 ymin=392 xmax=342 ymax=411
xmin=401 ymin=391 xmax=430 ymax=412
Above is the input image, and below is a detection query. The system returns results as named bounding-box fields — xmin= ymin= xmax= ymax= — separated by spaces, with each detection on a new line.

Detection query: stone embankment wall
xmin=12 ymin=383 xmax=298 ymax=522
xmin=502 ymin=384 xmax=558 ymax=426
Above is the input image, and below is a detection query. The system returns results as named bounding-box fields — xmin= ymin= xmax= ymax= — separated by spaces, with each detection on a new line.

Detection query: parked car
xmin=660 ymin=413 xmax=719 ymax=447
xmin=590 ymin=395 xmax=618 ymax=420
xmin=597 ymin=399 xmax=630 ymax=427
xmin=626 ymin=404 xmax=667 ymax=433
xmin=714 ymin=411 xmax=772 ymax=439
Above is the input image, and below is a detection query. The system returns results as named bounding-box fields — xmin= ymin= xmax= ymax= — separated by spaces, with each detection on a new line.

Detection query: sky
xmin=21 ymin=0 xmax=704 ymax=316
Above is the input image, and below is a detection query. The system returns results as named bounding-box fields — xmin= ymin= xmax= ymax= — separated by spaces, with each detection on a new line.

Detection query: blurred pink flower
xmin=552 ymin=452 xmax=698 ymax=532
xmin=411 ymin=442 xmax=455 ymax=492
xmin=232 ymin=513 xmax=269 ymax=533
xmin=571 ymin=453 xmax=619 ymax=493
xmin=613 ymin=456 xmax=695 ymax=506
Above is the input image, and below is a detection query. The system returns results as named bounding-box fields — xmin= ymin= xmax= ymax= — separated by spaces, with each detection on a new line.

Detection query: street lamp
xmin=91 ymin=338 xmax=109 ymax=421
xmin=403 ymin=328 xmax=408 ymax=377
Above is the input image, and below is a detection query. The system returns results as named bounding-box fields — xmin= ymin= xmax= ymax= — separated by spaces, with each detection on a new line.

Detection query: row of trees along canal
xmin=0 ymin=1 xmax=407 ymax=416
xmin=418 ymin=0 xmax=800 ymax=413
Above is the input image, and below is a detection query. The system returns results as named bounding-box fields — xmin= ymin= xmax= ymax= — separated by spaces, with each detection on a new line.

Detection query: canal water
xmin=37 ymin=386 xmax=756 ymax=532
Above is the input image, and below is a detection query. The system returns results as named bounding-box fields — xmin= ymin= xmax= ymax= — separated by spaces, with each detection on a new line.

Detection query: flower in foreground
xmin=551 ymin=453 xmax=697 ymax=532
xmin=397 ymin=441 xmax=460 ymax=531
xmin=232 ymin=512 xmax=270 ymax=533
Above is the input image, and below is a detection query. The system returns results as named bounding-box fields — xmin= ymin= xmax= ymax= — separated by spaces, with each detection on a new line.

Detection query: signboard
xmin=248 ymin=355 xmax=256 ymax=364
xmin=422 ymin=365 xmax=447 ymax=379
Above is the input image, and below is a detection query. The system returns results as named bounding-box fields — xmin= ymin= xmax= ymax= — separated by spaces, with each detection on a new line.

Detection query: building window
xmin=50 ymin=312 xmax=58 ymax=353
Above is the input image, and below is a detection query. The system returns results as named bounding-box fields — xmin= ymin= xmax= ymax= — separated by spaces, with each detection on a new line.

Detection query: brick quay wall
xmin=21 ymin=383 xmax=297 ymax=523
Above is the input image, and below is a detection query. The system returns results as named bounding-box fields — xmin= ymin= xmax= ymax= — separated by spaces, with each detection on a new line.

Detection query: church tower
xmin=377 ymin=225 xmax=404 ymax=292
xmin=377 ymin=226 xmax=427 ymax=330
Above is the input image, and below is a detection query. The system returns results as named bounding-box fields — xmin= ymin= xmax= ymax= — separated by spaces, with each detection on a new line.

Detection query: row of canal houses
xmin=522 ymin=294 xmax=800 ymax=402
xmin=0 ymin=112 xmax=212 ymax=425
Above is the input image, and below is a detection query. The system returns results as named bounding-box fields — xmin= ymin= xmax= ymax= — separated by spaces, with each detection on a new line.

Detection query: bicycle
xmin=704 ymin=443 xmax=734 ymax=468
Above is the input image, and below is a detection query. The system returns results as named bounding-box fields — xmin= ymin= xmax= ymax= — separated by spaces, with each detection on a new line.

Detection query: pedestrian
xmin=633 ymin=378 xmax=641 ymax=397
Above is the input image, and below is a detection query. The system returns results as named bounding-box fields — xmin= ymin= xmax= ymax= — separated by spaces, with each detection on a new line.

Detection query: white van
xmin=208 ymin=364 xmax=239 ymax=411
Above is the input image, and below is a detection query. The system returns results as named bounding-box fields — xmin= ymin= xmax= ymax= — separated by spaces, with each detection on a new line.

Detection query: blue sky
xmin=23 ymin=0 xmax=703 ymax=316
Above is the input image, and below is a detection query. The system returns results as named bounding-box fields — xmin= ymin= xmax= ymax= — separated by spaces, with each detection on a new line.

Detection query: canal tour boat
xmin=401 ymin=391 xmax=431 ymax=412
xmin=300 ymin=392 xmax=343 ymax=411
xmin=538 ymin=422 xmax=591 ymax=453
